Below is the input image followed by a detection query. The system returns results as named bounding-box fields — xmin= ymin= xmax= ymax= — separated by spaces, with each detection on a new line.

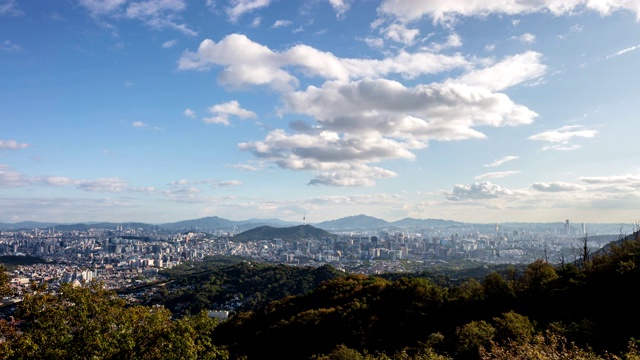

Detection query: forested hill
xmin=231 ymin=224 xmax=337 ymax=243
xmin=213 ymin=231 xmax=640 ymax=359
xmin=3 ymin=233 xmax=640 ymax=359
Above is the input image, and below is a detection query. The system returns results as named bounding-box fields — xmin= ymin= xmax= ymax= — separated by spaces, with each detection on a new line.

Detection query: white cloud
xmin=271 ymin=19 xmax=292 ymax=28
xmin=213 ymin=180 xmax=243 ymax=187
xmin=283 ymin=78 xmax=537 ymax=140
xmin=75 ymin=178 xmax=131 ymax=192
xmin=579 ymin=174 xmax=640 ymax=186
xmin=251 ymin=16 xmax=262 ymax=27
xmin=179 ymin=35 xmax=542 ymax=187
xmin=606 ymin=44 xmax=640 ymax=59
xmin=475 ymin=171 xmax=519 ymax=180
xmin=380 ymin=23 xmax=420 ymax=45
xmin=423 ymin=32 xmax=463 ymax=52
xmin=202 ymin=116 xmax=230 ymax=126
xmin=457 ymin=51 xmax=546 ymax=91
xmin=238 ymin=130 xmax=411 ymax=186
xmin=0 ymin=169 xmax=31 ymax=187
xmin=178 ymin=34 xmax=299 ymax=91
xmin=79 ymin=0 xmax=127 ymax=15
xmin=446 ymin=181 xmax=514 ymax=201
xmin=363 ymin=37 xmax=384 ymax=48
xmin=0 ymin=0 xmax=23 ymax=16
xmin=0 ymin=139 xmax=30 ymax=150
xmin=204 ymin=100 xmax=256 ymax=126
xmin=0 ymin=166 xmax=153 ymax=194
xmin=132 ymin=121 xmax=163 ymax=131
xmin=226 ymin=0 xmax=272 ymax=23
xmin=541 ymin=144 xmax=581 ymax=151
xmin=162 ymin=39 xmax=177 ymax=48
xmin=1 ymin=39 xmax=23 ymax=53
xmin=168 ymin=178 xmax=242 ymax=188
xmin=329 ymin=0 xmax=351 ymax=18
xmin=484 ymin=155 xmax=519 ymax=167
xmin=209 ymin=101 xmax=256 ymax=118
xmin=514 ymin=32 xmax=536 ymax=43
xmin=178 ymin=34 xmax=469 ymax=91
xmin=228 ymin=163 xmax=263 ymax=171
xmin=79 ymin=0 xmax=196 ymax=36
xmin=528 ymin=125 xmax=597 ymax=143
xmin=531 ymin=181 xmax=586 ymax=192
xmin=183 ymin=108 xmax=196 ymax=118
xmin=377 ymin=0 xmax=640 ymax=24
xmin=309 ymin=166 xmax=397 ymax=187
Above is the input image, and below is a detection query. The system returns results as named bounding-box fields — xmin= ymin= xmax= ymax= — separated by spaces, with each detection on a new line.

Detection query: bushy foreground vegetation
xmin=2 ymin=232 xmax=640 ymax=359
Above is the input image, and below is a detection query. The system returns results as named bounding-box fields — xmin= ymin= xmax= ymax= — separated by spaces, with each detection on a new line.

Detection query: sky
xmin=1 ymin=0 xmax=640 ymax=224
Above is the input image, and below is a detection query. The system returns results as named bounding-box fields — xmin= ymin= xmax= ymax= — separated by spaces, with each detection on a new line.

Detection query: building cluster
xmin=0 ymin=220 xmax=625 ymax=303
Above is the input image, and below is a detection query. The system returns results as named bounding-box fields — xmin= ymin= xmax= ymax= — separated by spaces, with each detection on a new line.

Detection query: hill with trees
xmin=2 ymin=232 xmax=640 ymax=359
xmin=230 ymin=224 xmax=337 ymax=243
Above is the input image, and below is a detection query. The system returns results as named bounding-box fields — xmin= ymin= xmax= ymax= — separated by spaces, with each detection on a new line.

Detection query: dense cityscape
xmin=0 ymin=216 xmax=630 ymax=305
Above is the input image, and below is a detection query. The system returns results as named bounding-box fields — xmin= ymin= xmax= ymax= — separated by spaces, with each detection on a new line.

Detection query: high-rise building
xmin=565 ymin=219 xmax=570 ymax=236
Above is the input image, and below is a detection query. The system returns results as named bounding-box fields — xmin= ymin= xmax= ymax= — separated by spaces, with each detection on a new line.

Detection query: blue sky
xmin=1 ymin=0 xmax=640 ymax=224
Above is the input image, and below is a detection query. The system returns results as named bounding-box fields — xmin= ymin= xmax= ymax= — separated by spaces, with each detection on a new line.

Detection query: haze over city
xmin=2 ymin=0 xmax=640 ymax=224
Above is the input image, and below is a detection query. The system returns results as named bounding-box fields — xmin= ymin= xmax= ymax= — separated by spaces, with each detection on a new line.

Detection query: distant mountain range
xmin=0 ymin=217 xmax=299 ymax=232
xmin=0 ymin=215 xmax=630 ymax=234
xmin=314 ymin=214 xmax=462 ymax=230
xmin=232 ymin=224 xmax=336 ymax=243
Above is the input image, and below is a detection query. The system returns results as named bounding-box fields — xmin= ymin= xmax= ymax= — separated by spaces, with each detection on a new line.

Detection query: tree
xmin=2 ymin=281 xmax=228 ymax=360
xmin=0 ymin=264 xmax=11 ymax=298
xmin=493 ymin=311 xmax=535 ymax=346
xmin=456 ymin=320 xmax=496 ymax=359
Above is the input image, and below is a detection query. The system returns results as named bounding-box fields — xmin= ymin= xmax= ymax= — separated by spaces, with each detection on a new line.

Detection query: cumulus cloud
xmin=238 ymin=129 xmax=410 ymax=186
xmin=309 ymin=166 xmax=397 ymax=187
xmin=271 ymin=19 xmax=292 ymax=28
xmin=178 ymin=33 xmax=469 ymax=90
xmin=446 ymin=181 xmax=514 ymax=201
xmin=423 ymin=33 xmax=463 ymax=52
xmin=183 ymin=108 xmax=196 ymax=118
xmin=513 ymin=33 xmax=536 ymax=43
xmin=79 ymin=0 xmax=196 ymax=36
xmin=204 ymin=100 xmax=256 ymax=126
xmin=380 ymin=23 xmax=420 ymax=45
xmin=283 ymin=78 xmax=537 ymax=141
xmin=328 ymin=0 xmax=351 ymax=18
xmin=528 ymin=125 xmax=597 ymax=148
xmin=484 ymin=155 xmax=519 ymax=167
xmin=226 ymin=0 xmax=272 ymax=23
xmin=475 ymin=171 xmax=519 ymax=180
xmin=377 ymin=0 xmax=640 ymax=24
xmin=0 ymin=139 xmax=30 ymax=150
xmin=179 ymin=34 xmax=542 ymax=187
xmin=162 ymin=39 xmax=177 ymax=48
xmin=131 ymin=121 xmax=163 ymax=130
xmin=531 ymin=181 xmax=586 ymax=192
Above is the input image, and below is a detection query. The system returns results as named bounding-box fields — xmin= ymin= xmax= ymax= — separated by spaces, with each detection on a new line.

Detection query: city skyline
xmin=2 ymin=0 xmax=640 ymax=224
